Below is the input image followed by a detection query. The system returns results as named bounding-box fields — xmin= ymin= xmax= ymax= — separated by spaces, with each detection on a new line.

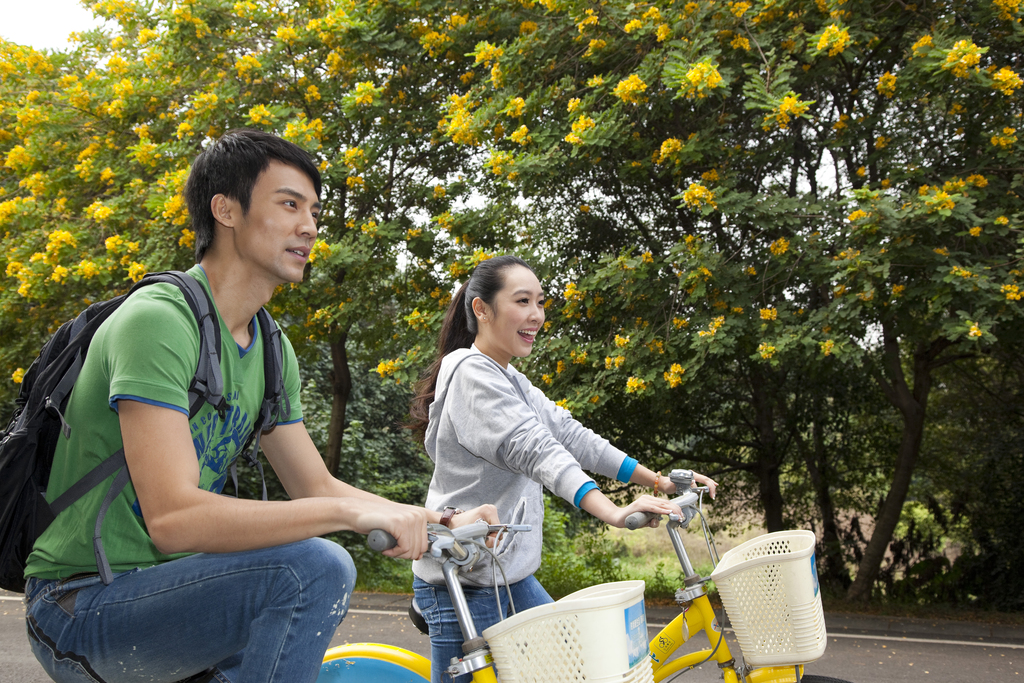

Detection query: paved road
xmin=4 ymin=590 xmax=1022 ymax=682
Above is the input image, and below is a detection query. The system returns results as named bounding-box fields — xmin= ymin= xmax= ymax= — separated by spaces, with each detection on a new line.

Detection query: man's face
xmin=230 ymin=160 xmax=321 ymax=286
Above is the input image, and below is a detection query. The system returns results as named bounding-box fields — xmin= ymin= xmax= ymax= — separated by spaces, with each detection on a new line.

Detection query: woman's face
xmin=473 ymin=265 xmax=545 ymax=367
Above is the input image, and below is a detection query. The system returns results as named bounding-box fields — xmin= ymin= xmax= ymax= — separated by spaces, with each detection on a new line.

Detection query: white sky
xmin=2 ymin=0 xmax=107 ymax=51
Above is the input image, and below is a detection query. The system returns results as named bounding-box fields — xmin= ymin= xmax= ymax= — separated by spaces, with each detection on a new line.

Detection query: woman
xmin=408 ymin=255 xmax=718 ymax=682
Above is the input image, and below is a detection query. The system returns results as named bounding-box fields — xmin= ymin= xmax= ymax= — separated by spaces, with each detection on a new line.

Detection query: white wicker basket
xmin=709 ymin=530 xmax=826 ymax=667
xmin=482 ymin=580 xmax=654 ymax=683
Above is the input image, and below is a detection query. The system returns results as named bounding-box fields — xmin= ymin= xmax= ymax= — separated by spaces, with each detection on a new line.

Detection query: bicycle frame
xmin=322 ymin=487 xmax=821 ymax=683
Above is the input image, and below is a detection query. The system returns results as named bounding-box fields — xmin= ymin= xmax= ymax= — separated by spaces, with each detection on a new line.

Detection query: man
xmin=23 ymin=129 xmax=494 ymax=683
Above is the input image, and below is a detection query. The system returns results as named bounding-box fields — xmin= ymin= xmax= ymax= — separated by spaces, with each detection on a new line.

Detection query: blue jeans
xmin=25 ymin=538 xmax=356 ymax=683
xmin=413 ymin=575 xmax=552 ymax=683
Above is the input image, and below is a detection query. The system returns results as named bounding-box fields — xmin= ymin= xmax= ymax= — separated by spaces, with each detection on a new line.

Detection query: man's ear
xmin=210 ymin=194 xmax=237 ymax=228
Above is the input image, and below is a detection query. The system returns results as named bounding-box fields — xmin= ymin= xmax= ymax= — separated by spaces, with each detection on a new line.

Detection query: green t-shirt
xmin=25 ymin=265 xmax=303 ymax=580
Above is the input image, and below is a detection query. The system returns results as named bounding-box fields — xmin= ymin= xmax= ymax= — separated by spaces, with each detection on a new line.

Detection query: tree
xmin=426 ymin=0 xmax=1024 ymax=600
xmin=1 ymin=0 xmax=510 ymax=473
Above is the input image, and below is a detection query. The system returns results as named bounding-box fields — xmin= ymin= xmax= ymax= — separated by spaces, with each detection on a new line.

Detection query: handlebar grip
xmin=368 ymin=529 xmax=398 ymax=552
xmin=625 ymin=510 xmax=657 ymax=530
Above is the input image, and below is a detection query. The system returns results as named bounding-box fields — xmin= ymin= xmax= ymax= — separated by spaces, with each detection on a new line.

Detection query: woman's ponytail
xmin=407 ymin=281 xmax=475 ymax=439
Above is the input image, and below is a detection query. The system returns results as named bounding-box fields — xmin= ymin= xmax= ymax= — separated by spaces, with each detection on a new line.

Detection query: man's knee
xmin=287 ymin=538 xmax=356 ymax=600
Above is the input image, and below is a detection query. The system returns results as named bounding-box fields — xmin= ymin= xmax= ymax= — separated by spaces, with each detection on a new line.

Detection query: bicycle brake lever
xmin=488 ymin=524 xmax=531 ymax=533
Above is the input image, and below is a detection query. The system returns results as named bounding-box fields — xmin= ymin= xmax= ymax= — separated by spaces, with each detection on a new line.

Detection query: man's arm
xmin=259 ymin=421 xmax=499 ymax=534
xmin=119 ymin=400 xmax=432 ymax=559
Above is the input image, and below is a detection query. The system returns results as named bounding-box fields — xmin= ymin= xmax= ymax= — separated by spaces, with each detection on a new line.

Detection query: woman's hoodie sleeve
xmin=443 ymin=354 xmax=594 ymax=505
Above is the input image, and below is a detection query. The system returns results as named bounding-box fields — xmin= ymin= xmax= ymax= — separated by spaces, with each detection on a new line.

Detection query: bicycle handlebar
xmin=624 ymin=488 xmax=704 ymax=530
xmin=367 ymin=529 xmax=398 ymax=552
xmin=366 ymin=522 xmax=532 ymax=555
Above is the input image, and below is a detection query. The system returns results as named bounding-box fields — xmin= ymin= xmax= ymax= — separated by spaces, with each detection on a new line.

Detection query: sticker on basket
xmin=810 ymin=552 xmax=820 ymax=597
xmin=624 ymin=599 xmax=649 ymax=668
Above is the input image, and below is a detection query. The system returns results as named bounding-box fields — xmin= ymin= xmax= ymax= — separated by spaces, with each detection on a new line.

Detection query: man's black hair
xmin=184 ymin=129 xmax=322 ymax=261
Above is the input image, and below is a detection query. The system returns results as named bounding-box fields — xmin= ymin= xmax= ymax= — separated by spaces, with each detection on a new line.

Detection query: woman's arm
xmin=579 ymin=490 xmax=682 ymax=528
xmin=629 ymin=465 xmax=719 ymax=499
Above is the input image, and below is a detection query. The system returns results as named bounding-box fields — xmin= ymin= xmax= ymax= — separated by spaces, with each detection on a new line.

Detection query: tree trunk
xmin=845 ymin=325 xmax=939 ymax=602
xmin=324 ymin=330 xmax=351 ymax=479
xmin=751 ymin=368 xmax=785 ymax=532
xmin=802 ymin=415 xmax=848 ymax=590
xmin=758 ymin=458 xmax=785 ymax=532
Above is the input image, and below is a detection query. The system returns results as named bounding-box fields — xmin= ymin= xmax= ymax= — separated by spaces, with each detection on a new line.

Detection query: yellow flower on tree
xmin=50 ymin=265 xmax=70 ymax=283
xmin=993 ymin=0 xmax=1022 ymax=20
xmin=657 ymin=138 xmax=683 ymax=163
xmin=86 ymin=201 xmax=114 ymax=222
xmin=769 ymin=237 xmax=790 ymax=256
xmin=353 ymin=82 xmax=379 ymax=107
xmin=816 ymin=24 xmax=851 ymax=57
xmin=565 ymin=114 xmax=596 ymax=145
xmin=613 ymin=74 xmax=648 ymax=104
xmin=473 ymin=41 xmax=504 ymax=65
xmin=877 ymin=72 xmax=897 ymax=98
xmin=12 ymin=368 xmax=25 ymax=384
xmin=911 ymin=35 xmax=933 ymax=57
xmin=663 ymin=363 xmax=685 ymax=388
xmin=680 ymin=59 xmax=723 ymax=99
xmin=625 ymin=376 xmax=648 ymax=393
xmin=763 ymin=94 xmax=810 ymax=130
xmin=682 ymin=183 xmax=716 ymax=210
xmin=248 ymin=104 xmax=274 ymax=125
xmin=127 ymin=261 xmax=147 ymax=282
xmin=506 ymin=97 xmax=526 ymax=117
xmin=75 ymin=260 xmax=100 ymax=279
xmin=235 ymin=53 xmax=261 ymax=81
xmin=942 ymin=40 xmax=983 ymax=78
xmin=585 ymin=39 xmax=606 ymax=57
xmin=992 ymin=66 xmax=1023 ymax=96
xmin=510 ymin=125 xmax=532 ymax=145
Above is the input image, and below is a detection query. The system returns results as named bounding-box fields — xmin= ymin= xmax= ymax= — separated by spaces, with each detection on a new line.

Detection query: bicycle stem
xmin=666 ymin=520 xmax=700 ymax=582
xmin=442 ymin=559 xmax=482 ymax=645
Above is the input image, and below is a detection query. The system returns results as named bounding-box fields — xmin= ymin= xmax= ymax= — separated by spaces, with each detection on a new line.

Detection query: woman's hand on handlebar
xmin=693 ymin=472 xmax=718 ymax=499
xmin=613 ymin=494 xmax=685 ymax=529
xmin=581 ymin=489 xmax=683 ymax=529
xmin=447 ymin=504 xmax=500 ymax=530
xmin=656 ymin=471 xmax=719 ymax=499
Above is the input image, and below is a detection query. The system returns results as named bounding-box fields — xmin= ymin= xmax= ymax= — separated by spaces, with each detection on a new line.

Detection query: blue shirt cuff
xmin=616 ymin=457 xmax=638 ymax=483
xmin=573 ymin=481 xmax=600 ymax=508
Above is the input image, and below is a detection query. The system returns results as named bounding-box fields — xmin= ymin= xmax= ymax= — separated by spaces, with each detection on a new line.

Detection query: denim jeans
xmin=412 ymin=574 xmax=552 ymax=683
xmin=25 ymin=538 xmax=356 ymax=683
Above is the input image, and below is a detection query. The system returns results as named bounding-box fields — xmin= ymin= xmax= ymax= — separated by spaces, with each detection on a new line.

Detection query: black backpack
xmin=0 ymin=271 xmax=287 ymax=592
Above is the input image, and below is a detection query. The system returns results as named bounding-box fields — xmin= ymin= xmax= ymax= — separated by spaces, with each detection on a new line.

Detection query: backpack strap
xmin=230 ymin=308 xmax=286 ymax=503
xmin=134 ymin=272 xmax=228 ymax=420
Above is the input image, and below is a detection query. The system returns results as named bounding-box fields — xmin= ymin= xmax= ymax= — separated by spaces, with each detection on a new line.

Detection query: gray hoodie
xmin=412 ymin=346 xmax=631 ymax=587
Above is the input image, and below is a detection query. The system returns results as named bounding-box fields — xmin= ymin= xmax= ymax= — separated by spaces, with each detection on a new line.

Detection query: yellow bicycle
xmin=317 ymin=470 xmax=853 ymax=683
